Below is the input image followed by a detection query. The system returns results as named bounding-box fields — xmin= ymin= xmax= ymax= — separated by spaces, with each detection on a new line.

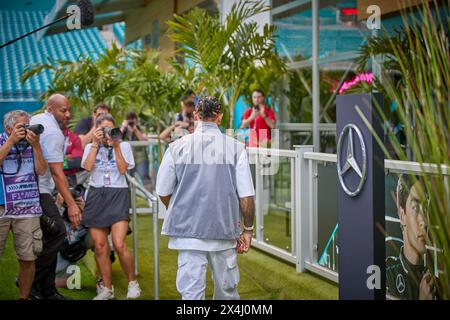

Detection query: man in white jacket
xmin=156 ymin=96 xmax=255 ymax=300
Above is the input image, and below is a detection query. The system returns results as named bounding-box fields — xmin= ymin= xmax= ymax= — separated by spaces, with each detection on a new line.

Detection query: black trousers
xmin=33 ymin=193 xmax=66 ymax=296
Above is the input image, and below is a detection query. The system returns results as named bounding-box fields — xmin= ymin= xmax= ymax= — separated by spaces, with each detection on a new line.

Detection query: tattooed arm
xmin=238 ymin=196 xmax=255 ymax=253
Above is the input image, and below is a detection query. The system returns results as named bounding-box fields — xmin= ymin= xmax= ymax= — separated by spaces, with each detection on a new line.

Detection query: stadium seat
xmin=0 ymin=8 xmax=107 ymax=101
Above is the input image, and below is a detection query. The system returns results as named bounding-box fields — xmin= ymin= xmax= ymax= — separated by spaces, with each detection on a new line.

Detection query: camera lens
xmin=104 ymin=127 xmax=122 ymax=141
xmin=23 ymin=124 xmax=44 ymax=135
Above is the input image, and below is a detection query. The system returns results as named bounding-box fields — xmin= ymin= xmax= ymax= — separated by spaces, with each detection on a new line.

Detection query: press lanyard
xmin=63 ymin=133 xmax=69 ymax=155
xmin=63 ymin=133 xmax=70 ymax=169
xmin=101 ymin=146 xmax=113 ymax=186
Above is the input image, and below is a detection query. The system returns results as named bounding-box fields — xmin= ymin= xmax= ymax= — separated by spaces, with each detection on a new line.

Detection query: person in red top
xmin=63 ymin=128 xmax=83 ymax=176
xmin=241 ymin=89 xmax=276 ymax=147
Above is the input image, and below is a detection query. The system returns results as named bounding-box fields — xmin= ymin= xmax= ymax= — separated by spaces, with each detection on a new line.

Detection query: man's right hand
xmin=67 ymin=204 xmax=82 ymax=229
xmin=8 ymin=123 xmax=26 ymax=144
xmin=237 ymin=231 xmax=252 ymax=254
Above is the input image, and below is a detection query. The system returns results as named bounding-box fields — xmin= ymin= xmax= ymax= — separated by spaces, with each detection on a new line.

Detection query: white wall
xmin=219 ymin=0 xmax=272 ymax=33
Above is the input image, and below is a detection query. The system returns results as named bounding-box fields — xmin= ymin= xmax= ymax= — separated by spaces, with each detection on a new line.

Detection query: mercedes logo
xmin=396 ymin=274 xmax=406 ymax=293
xmin=337 ymin=123 xmax=367 ymax=197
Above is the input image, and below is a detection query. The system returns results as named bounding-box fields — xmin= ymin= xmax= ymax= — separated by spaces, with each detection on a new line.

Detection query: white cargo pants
xmin=176 ymin=248 xmax=240 ymax=300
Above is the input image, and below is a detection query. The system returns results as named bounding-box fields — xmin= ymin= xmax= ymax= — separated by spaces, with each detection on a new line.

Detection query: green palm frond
xmin=357 ymin=28 xmax=409 ymax=73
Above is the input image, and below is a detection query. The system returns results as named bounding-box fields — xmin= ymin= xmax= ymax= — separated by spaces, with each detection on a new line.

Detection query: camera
xmin=69 ymin=184 xmax=85 ymax=199
xmin=127 ymin=120 xmax=135 ymax=127
xmin=102 ymin=127 xmax=122 ymax=141
xmin=40 ymin=214 xmax=61 ymax=236
xmin=21 ymin=124 xmax=44 ymax=135
xmin=253 ymin=104 xmax=260 ymax=111
xmin=16 ymin=124 xmax=44 ymax=148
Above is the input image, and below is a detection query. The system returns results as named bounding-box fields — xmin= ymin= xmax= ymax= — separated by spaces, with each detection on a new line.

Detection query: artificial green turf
xmin=0 ymin=215 xmax=338 ymax=300
xmin=263 ymin=209 xmax=292 ymax=252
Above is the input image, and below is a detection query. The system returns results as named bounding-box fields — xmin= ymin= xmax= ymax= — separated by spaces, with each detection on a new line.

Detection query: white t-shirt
xmin=30 ymin=112 xmax=65 ymax=194
xmin=81 ymin=142 xmax=135 ymax=188
xmin=156 ymin=134 xmax=255 ymax=251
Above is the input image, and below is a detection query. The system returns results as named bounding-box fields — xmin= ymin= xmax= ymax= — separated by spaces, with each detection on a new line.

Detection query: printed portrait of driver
xmin=386 ymin=174 xmax=436 ymax=300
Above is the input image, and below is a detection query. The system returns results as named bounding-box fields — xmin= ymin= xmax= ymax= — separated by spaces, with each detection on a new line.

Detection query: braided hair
xmin=195 ymin=96 xmax=222 ymax=120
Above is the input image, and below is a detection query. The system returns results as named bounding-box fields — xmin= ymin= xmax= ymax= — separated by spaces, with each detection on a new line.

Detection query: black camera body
xmin=69 ymin=184 xmax=86 ymax=199
xmin=253 ymin=104 xmax=260 ymax=111
xmin=40 ymin=214 xmax=61 ymax=236
xmin=103 ymin=127 xmax=122 ymax=141
xmin=16 ymin=124 xmax=44 ymax=149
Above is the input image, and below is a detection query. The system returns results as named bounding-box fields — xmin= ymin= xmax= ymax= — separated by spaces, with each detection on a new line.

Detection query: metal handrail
xmin=278 ymin=122 xmax=337 ymax=132
xmin=128 ymin=140 xmax=160 ymax=147
xmin=385 ymin=159 xmax=450 ymax=175
xmin=303 ymin=151 xmax=450 ymax=175
xmin=126 ymin=173 xmax=160 ymax=300
xmin=247 ymin=147 xmax=298 ymax=158
xmin=303 ymin=151 xmax=337 ymax=162
xmin=126 ymin=174 xmax=158 ymax=202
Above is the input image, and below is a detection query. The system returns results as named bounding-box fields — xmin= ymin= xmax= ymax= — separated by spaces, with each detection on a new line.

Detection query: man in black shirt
xmin=74 ymin=103 xmax=110 ymax=148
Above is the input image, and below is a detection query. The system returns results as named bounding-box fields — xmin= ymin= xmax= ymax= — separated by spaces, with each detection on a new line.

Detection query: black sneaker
xmin=45 ymin=292 xmax=73 ymax=300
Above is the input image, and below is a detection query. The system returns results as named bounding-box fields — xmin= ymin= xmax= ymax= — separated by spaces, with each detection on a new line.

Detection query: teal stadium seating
xmin=0 ymin=10 xmax=110 ymax=100
xmin=0 ymin=4 xmax=132 ymax=126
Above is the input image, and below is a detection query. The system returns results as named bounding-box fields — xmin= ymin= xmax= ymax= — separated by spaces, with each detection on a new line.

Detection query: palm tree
xmin=127 ymin=51 xmax=187 ymax=161
xmin=21 ymin=44 xmax=188 ymax=132
xmin=167 ymin=0 xmax=285 ymax=128
xmin=21 ymin=43 xmax=136 ymax=124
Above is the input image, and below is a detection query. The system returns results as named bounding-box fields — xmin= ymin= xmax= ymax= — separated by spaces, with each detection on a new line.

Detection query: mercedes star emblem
xmin=396 ymin=273 xmax=406 ymax=294
xmin=337 ymin=123 xmax=367 ymax=197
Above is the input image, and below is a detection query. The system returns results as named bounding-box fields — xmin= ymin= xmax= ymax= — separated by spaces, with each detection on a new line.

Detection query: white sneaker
xmin=127 ymin=280 xmax=141 ymax=299
xmin=96 ymin=278 xmax=104 ymax=295
xmin=94 ymin=285 xmax=115 ymax=300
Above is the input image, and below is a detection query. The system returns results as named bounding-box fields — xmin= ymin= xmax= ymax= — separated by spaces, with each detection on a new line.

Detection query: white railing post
xmin=149 ymin=196 xmax=160 ymax=300
xmin=294 ymin=145 xmax=314 ymax=272
xmin=130 ymin=181 xmax=138 ymax=276
xmin=255 ymin=153 xmax=265 ymax=242
xmin=126 ymin=173 xmax=160 ymax=299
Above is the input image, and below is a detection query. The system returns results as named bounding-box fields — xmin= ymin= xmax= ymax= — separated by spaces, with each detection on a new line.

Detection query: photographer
xmin=159 ymin=89 xmax=196 ymax=143
xmin=82 ymin=114 xmax=141 ymax=300
xmin=54 ymin=188 xmax=90 ymax=289
xmin=29 ymin=93 xmax=82 ymax=300
xmin=74 ymin=103 xmax=111 ymax=148
xmin=240 ymin=89 xmax=275 ymax=147
xmin=0 ymin=110 xmax=46 ymax=300
xmin=120 ymin=112 xmax=148 ymax=142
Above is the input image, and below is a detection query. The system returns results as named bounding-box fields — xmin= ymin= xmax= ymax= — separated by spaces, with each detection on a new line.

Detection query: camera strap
xmin=0 ymin=144 xmax=23 ymax=176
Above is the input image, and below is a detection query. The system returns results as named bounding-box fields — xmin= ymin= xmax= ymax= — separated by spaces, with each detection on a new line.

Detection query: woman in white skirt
xmin=82 ymin=113 xmax=141 ymax=300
